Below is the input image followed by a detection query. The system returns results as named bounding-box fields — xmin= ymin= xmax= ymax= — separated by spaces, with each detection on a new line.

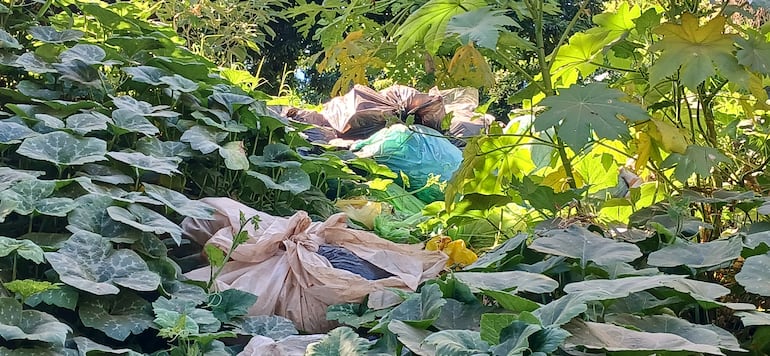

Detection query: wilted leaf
xmin=45 ymin=230 xmax=161 ymax=295
xmin=530 ymin=225 xmax=642 ymax=268
xmin=305 ymin=327 xmax=371 ymax=356
xmin=107 ymin=204 xmax=182 ymax=244
xmin=233 ymin=315 xmax=298 ymax=340
xmin=17 ymin=131 xmax=107 ymax=166
xmin=0 ymin=297 xmax=71 ymax=346
xmin=78 ymin=292 xmax=154 ymax=341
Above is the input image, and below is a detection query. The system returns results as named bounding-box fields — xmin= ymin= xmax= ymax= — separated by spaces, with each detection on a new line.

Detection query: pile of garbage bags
xmin=183 ymin=198 xmax=448 ymax=333
xmin=278 ymin=84 xmax=496 ymax=203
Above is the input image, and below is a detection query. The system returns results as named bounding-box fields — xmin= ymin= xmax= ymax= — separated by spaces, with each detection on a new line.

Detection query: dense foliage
xmin=1 ymin=0 xmax=770 ymax=355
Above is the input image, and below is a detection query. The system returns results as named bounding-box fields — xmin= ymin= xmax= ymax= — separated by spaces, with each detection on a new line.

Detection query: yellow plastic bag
xmin=426 ymin=236 xmax=478 ymax=267
xmin=335 ymin=198 xmax=382 ymax=229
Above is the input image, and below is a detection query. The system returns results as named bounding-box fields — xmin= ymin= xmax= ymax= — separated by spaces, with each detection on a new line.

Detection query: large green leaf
xmin=562 ymin=275 xmax=687 ymax=299
xmin=72 ymin=336 xmax=142 ymax=356
xmin=153 ymin=297 xmax=221 ymax=335
xmin=28 ymin=26 xmax=83 ymax=44
xmin=649 ymin=14 xmax=738 ymax=89
xmin=0 ymin=179 xmax=61 ymax=216
xmin=326 ymin=303 xmax=390 ymax=329
xmin=606 ymin=314 xmax=743 ymax=352
xmin=136 ymin=136 xmax=193 ymax=158
xmin=25 ymin=285 xmax=79 ymax=311
xmin=45 ymin=230 xmax=161 ymax=295
xmin=16 ymin=131 xmax=107 ymax=166
xmin=661 ymin=145 xmax=730 ymax=183
xmin=107 ymin=151 xmax=181 ymax=175
xmin=453 ymin=271 xmax=558 ymax=294
xmin=78 ymin=292 xmax=154 ymax=341
xmin=463 ymin=233 xmax=527 ymax=271
xmin=65 ymin=111 xmax=112 ymax=135
xmin=388 ymin=320 xmax=436 ymax=355
xmin=480 ymin=313 xmax=518 ymax=344
xmin=142 ymin=183 xmax=215 ymax=219
xmin=481 ymin=289 xmax=540 ymax=313
xmin=563 ymin=319 xmax=723 ymax=355
xmin=0 ymin=168 xmax=44 ymax=192
xmin=122 ymin=66 xmax=170 ymax=86
xmin=180 ymin=125 xmax=227 ymax=154
xmin=0 ymin=236 xmax=45 ymax=263
xmin=735 ymin=253 xmax=770 ymax=296
xmin=0 ymin=29 xmax=22 ymax=49
xmin=60 ymin=44 xmax=107 ymax=65
xmin=374 ymin=284 xmax=446 ymax=331
xmin=393 ymin=0 xmax=486 ymax=54
xmin=533 ymin=293 xmax=592 ymax=327
xmin=446 ymin=6 xmax=518 ymax=49
xmin=735 ymin=311 xmax=770 ymax=326
xmin=53 ymin=60 xmax=102 ymax=88
xmin=433 ymin=299 xmax=485 ymax=330
xmin=107 ymin=204 xmax=182 ymax=244
xmin=247 ymin=168 xmax=312 ymax=194
xmin=305 ymin=327 xmax=370 ymax=356
xmin=111 ymin=109 xmax=160 ymax=136
xmin=534 ymin=83 xmax=649 ymax=151
xmin=0 ymin=121 xmax=38 ymax=144
xmin=647 ymin=237 xmax=741 ymax=270
xmin=0 ymin=297 xmax=71 ymax=346
xmin=209 ymin=289 xmax=258 ymax=322
xmin=529 ymin=225 xmax=642 ymax=268
xmin=423 ymin=330 xmax=490 ymax=356
xmin=736 ymin=30 xmax=770 ymax=74
xmin=489 ymin=321 xmax=541 ymax=355
xmin=16 ymin=52 xmax=57 ymax=73
xmin=233 ymin=315 xmax=298 ymax=340
xmin=219 ymin=141 xmax=249 ymax=170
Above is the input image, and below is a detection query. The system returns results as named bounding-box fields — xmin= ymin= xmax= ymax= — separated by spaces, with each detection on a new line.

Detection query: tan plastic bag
xmin=183 ymin=198 xmax=447 ymax=333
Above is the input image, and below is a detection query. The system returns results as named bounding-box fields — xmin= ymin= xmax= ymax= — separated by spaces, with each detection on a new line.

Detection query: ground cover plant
xmin=1 ymin=0 xmax=770 ymax=355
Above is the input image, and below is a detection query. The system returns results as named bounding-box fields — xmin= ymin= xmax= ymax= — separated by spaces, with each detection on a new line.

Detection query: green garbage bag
xmin=352 ymin=124 xmax=463 ymax=202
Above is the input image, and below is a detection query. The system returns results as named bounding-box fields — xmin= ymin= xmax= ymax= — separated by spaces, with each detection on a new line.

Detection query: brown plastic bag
xmin=183 ymin=198 xmax=447 ymax=333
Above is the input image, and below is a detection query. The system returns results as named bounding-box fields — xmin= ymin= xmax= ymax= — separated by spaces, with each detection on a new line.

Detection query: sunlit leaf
xmin=111 ymin=109 xmax=160 ymax=136
xmin=107 ymin=151 xmax=181 ymax=175
xmin=107 ymin=204 xmax=182 ymax=244
xmin=219 ymin=141 xmax=249 ymax=170
xmin=122 ymin=65 xmax=170 ymax=85
xmin=142 ymin=183 xmax=215 ymax=219
xmin=735 ymin=253 xmax=770 ymax=296
xmin=423 ymin=329 xmax=490 ymax=355
xmin=661 ymin=145 xmax=729 ymax=183
xmin=453 ymin=271 xmax=558 ymax=294
xmin=393 ymin=0 xmax=486 ymax=54
xmin=65 ymin=111 xmax=112 ymax=135
xmin=647 ymin=237 xmax=741 ymax=270
xmin=529 ymin=225 xmax=642 ymax=268
xmin=0 ymin=121 xmax=38 ymax=144
xmin=446 ymin=6 xmax=518 ymax=49
xmin=535 ymin=83 xmax=649 ymax=151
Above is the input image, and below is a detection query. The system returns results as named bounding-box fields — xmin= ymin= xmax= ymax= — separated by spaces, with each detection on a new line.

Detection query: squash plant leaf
xmin=219 ymin=141 xmax=249 ymax=171
xmin=107 ymin=151 xmax=181 ymax=176
xmin=649 ymin=14 xmax=736 ymax=89
xmin=16 ymin=52 xmax=57 ymax=74
xmin=72 ymin=336 xmax=143 ymax=356
xmin=660 ymin=145 xmax=729 ymax=183
xmin=16 ymin=131 xmax=107 ymax=166
xmin=388 ymin=320 xmax=436 ymax=355
xmin=393 ymin=0 xmax=486 ymax=55
xmin=60 ymin=44 xmax=107 ymax=65
xmin=736 ymin=30 xmax=770 ymax=74
xmin=606 ymin=314 xmax=744 ymax=352
xmin=647 ymin=237 xmax=741 ymax=270
xmin=66 ymin=111 xmax=112 ymax=135
xmin=232 ymin=315 xmax=298 ymax=340
xmin=28 ymin=26 xmax=83 ymax=44
xmin=78 ymin=292 xmax=154 ymax=341
xmin=453 ymin=271 xmax=558 ymax=294
xmin=45 ymin=230 xmax=161 ymax=295
xmin=153 ymin=297 xmax=221 ymax=335
xmin=534 ymin=83 xmax=649 ymax=151
xmin=530 ymin=225 xmax=642 ymax=269
xmin=735 ymin=253 xmax=770 ymax=296
xmin=181 ymin=125 xmax=227 ymax=154
xmin=209 ymin=289 xmax=258 ymax=323
xmin=423 ymin=329 xmax=490 ymax=355
xmin=111 ymin=109 xmax=160 ymax=136
xmin=305 ymin=326 xmax=371 ymax=356
xmin=0 ymin=297 xmax=71 ymax=346
xmin=0 ymin=121 xmax=39 ymax=144
xmin=446 ymin=6 xmax=519 ymax=49
xmin=53 ymin=60 xmax=102 ymax=88
xmin=0 ymin=29 xmax=22 ymax=49
xmin=107 ymin=204 xmax=182 ymax=244
xmin=122 ymin=66 xmax=170 ymax=86
xmin=0 ymin=236 xmax=45 ymax=263
xmin=142 ymin=183 xmax=216 ymax=220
